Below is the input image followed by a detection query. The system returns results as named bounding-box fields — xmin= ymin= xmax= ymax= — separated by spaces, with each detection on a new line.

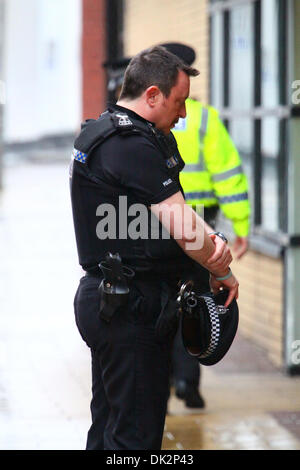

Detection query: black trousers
xmin=74 ymin=274 xmax=178 ymax=450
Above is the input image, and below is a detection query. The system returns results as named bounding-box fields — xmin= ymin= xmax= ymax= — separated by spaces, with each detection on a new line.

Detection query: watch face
xmin=217 ymin=232 xmax=228 ymax=243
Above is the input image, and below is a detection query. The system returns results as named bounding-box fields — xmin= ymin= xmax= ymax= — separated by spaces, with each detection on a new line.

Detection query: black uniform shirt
xmin=88 ymin=104 xmax=181 ymax=206
xmin=71 ymin=103 xmax=193 ymax=275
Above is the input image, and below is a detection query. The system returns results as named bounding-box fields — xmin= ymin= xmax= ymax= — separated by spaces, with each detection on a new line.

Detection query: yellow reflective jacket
xmin=172 ymin=98 xmax=250 ymax=237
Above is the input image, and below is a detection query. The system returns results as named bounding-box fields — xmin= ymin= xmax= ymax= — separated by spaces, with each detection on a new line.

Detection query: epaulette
xmin=72 ymin=110 xmax=151 ymax=164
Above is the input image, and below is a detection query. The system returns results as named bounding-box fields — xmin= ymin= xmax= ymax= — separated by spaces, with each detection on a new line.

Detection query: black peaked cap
xmin=159 ymin=42 xmax=196 ymax=66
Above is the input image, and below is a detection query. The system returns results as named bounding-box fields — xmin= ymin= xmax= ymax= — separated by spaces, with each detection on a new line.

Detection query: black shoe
xmin=175 ymin=380 xmax=205 ymax=409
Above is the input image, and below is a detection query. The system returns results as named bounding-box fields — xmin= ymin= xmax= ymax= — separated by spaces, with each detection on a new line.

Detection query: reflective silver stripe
xmin=185 ymin=191 xmax=216 ymax=200
xmin=197 ymin=152 xmax=206 ymax=171
xmin=218 ymin=192 xmax=248 ymax=204
xmin=184 ymin=164 xmax=206 ymax=172
xmin=197 ymin=107 xmax=209 ymax=171
xmin=199 ymin=107 xmax=209 ymax=139
xmin=212 ymin=164 xmax=244 ymax=182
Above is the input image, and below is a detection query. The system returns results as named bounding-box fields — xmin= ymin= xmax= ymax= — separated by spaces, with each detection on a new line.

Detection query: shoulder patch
xmin=111 ymin=112 xmax=133 ymax=130
xmin=72 ymin=148 xmax=87 ymax=163
xmin=115 ymin=113 xmax=133 ymax=126
xmin=166 ymin=155 xmax=179 ymax=169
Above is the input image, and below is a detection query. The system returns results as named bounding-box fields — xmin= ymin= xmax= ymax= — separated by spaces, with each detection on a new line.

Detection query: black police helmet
xmin=102 ymin=57 xmax=132 ymax=93
xmin=102 ymin=57 xmax=131 ymax=70
xmin=159 ymin=42 xmax=196 ymax=66
xmin=178 ymin=282 xmax=239 ymax=366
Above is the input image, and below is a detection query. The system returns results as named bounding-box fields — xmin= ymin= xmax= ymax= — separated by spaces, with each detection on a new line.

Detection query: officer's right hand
xmin=209 ymin=271 xmax=239 ymax=307
xmin=205 ymin=233 xmax=232 ymax=273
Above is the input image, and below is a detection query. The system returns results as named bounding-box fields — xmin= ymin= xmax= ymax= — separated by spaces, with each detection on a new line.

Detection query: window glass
xmin=261 ymin=0 xmax=279 ymax=108
xmin=261 ymin=153 xmax=279 ymax=232
xmin=229 ymin=3 xmax=254 ymax=154
xmin=261 ymin=0 xmax=279 ymax=157
xmin=209 ymin=0 xmax=284 ymax=235
xmin=210 ymin=11 xmax=223 ymax=109
xmin=261 ymin=0 xmax=280 ymax=231
xmin=229 ymin=118 xmax=253 ymax=155
xmin=262 ymin=117 xmax=279 ymax=158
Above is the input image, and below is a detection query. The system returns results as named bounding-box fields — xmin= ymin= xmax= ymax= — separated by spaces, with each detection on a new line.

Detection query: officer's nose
xmin=179 ymin=102 xmax=187 ymax=119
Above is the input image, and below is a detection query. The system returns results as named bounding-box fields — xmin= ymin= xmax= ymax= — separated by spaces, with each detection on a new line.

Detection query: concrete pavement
xmin=0 ymin=159 xmax=90 ymax=449
xmin=165 ymin=332 xmax=300 ymax=450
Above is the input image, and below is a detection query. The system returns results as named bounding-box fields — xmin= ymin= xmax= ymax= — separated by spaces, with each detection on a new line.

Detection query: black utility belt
xmin=85 ymin=252 xmax=182 ymax=323
xmin=84 ymin=264 xmax=179 ymax=282
xmin=85 ymin=266 xmax=161 ymax=281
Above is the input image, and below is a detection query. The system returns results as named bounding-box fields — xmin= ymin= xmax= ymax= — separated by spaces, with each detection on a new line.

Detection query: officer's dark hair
xmin=119 ymin=46 xmax=199 ymax=100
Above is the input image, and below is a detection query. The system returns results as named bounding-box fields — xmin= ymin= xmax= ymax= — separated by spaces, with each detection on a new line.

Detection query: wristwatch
xmin=209 ymin=231 xmax=228 ymax=244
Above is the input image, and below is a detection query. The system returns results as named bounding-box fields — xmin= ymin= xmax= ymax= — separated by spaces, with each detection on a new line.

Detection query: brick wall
xmin=82 ymin=0 xmax=107 ymax=120
xmin=123 ymin=0 xmax=209 ymax=103
xmin=231 ymin=251 xmax=283 ymax=367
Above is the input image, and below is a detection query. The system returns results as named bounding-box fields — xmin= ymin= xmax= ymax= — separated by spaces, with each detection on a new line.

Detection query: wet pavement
xmin=0 ymin=159 xmax=300 ymax=450
xmin=0 ymin=159 xmax=89 ymax=449
xmin=165 ymin=333 xmax=300 ymax=450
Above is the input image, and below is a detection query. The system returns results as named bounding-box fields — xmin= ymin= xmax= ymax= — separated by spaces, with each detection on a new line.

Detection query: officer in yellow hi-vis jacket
xmin=161 ymin=42 xmax=250 ymax=409
xmin=173 ymin=97 xmax=250 ymax=254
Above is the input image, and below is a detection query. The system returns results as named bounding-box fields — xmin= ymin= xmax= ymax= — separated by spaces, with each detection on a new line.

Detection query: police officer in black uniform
xmin=70 ymin=46 xmax=239 ymax=450
xmin=104 ymin=47 xmax=211 ymax=410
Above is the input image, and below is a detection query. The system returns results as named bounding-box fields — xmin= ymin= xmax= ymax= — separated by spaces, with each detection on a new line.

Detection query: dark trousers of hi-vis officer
xmin=74 ymin=273 xmax=177 ymax=450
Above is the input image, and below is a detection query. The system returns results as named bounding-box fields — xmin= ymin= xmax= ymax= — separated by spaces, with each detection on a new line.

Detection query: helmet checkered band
xmin=72 ymin=148 xmax=87 ymax=163
xmin=197 ymin=296 xmax=221 ymax=359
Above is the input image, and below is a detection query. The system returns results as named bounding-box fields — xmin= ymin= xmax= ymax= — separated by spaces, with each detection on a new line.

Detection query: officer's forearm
xmin=173 ymin=205 xmax=230 ymax=276
xmin=151 ymin=193 xmax=229 ymax=277
xmin=204 ymin=221 xmax=214 ymax=234
xmin=175 ymin=230 xmax=229 ymax=277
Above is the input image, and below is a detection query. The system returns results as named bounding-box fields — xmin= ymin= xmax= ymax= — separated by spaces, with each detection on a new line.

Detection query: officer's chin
xmin=160 ymin=126 xmax=171 ymax=135
xmin=160 ymin=122 xmax=174 ymax=134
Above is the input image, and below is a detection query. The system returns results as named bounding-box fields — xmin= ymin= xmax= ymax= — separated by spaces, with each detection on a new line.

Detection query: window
xmin=261 ymin=0 xmax=280 ymax=231
xmin=229 ymin=3 xmax=254 ymax=155
xmin=210 ymin=0 xmax=288 ymax=240
xmin=210 ymin=11 xmax=223 ymax=109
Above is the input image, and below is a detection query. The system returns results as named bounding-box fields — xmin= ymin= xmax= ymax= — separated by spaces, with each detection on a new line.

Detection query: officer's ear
xmin=145 ymin=86 xmax=162 ymax=108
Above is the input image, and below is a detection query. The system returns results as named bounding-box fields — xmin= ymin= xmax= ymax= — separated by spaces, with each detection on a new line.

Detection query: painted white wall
xmin=3 ymin=0 xmax=82 ymax=143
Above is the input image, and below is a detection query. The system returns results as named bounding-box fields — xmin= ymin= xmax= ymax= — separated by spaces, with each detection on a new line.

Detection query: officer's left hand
xmin=209 ymin=271 xmax=239 ymax=307
xmin=205 ymin=234 xmax=232 ymax=273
